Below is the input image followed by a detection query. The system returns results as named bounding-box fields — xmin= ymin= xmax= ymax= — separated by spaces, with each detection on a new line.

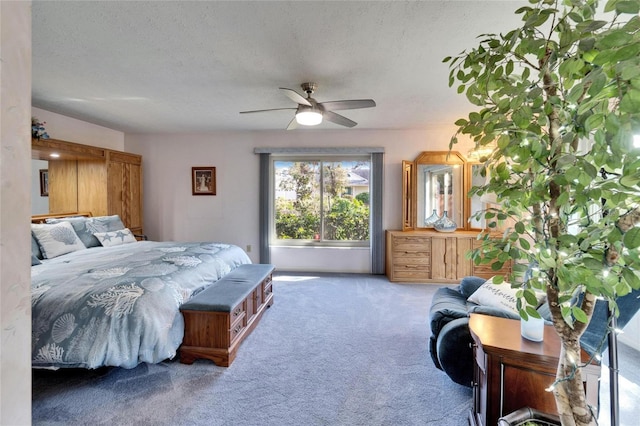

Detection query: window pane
xmin=322 ymin=161 xmax=370 ymax=241
xmin=275 ymin=161 xmax=320 ymax=239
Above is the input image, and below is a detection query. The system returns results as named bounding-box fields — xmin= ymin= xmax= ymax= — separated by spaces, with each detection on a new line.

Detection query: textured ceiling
xmin=32 ymin=1 xmax=524 ymax=133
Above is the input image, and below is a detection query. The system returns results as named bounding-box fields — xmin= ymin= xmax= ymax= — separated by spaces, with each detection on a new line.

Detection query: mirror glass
xmin=31 ymin=159 xmax=49 ymax=215
xmin=416 ymin=163 xmax=463 ymax=229
xmin=468 ymin=164 xmax=487 ymax=229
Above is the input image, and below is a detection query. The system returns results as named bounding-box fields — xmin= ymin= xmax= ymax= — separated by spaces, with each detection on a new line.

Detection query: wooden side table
xmin=468 ymin=314 xmax=601 ymax=426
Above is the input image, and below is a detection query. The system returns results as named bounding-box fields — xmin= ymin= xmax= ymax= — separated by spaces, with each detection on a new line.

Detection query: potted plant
xmin=446 ymin=0 xmax=640 ymax=425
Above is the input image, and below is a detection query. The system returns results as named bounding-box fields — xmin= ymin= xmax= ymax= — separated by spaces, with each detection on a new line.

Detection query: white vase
xmin=424 ymin=209 xmax=439 ymax=227
xmin=521 ymin=316 xmax=545 ymax=342
xmin=434 ymin=210 xmax=457 ymax=232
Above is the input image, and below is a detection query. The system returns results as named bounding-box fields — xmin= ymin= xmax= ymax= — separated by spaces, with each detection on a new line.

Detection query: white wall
xmin=125 ymin=128 xmax=474 ymax=272
xmin=31 ymin=107 xmax=124 ymax=150
xmin=1 ymin=1 xmax=32 ymax=423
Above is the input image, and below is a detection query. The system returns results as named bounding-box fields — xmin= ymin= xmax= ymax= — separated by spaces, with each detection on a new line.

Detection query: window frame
xmin=270 ymin=154 xmax=371 ymax=248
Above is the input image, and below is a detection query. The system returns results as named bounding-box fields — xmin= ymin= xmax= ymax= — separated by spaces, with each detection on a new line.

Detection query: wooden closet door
xmin=107 ymin=151 xmax=143 ymax=234
xmin=48 ymin=160 xmax=78 ymax=213
xmin=77 ymin=160 xmax=107 ymax=217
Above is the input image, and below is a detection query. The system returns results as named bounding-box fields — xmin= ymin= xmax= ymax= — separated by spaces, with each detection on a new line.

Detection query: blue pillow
xmin=31 ymin=232 xmax=43 ymax=260
xmin=31 ymin=254 xmax=42 ymax=266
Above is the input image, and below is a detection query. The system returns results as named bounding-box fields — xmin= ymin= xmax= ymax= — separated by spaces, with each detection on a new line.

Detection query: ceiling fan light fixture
xmin=295 ymin=110 xmax=323 ymax=126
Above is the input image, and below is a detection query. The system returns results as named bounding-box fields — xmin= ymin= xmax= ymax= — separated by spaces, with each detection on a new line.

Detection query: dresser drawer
xmin=393 ymin=239 xmax=430 ymax=250
xmin=393 ymin=269 xmax=431 ymax=280
xmin=229 ymin=301 xmax=246 ymax=344
xmin=393 ymin=256 xmax=430 ymax=266
xmin=230 ymin=302 xmax=246 ymax=326
xmin=393 ymin=235 xmax=431 ymax=244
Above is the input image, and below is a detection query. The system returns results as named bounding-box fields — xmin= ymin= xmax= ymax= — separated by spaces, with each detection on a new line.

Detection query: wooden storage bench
xmin=179 ymin=263 xmax=275 ymax=367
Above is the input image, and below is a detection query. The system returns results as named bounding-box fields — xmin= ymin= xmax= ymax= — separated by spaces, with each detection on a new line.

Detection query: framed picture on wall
xmin=192 ymin=167 xmax=216 ymax=195
xmin=39 ymin=169 xmax=49 ymax=197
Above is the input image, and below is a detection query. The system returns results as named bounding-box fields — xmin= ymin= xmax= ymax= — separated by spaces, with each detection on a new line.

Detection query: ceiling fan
xmin=239 ymin=82 xmax=376 ymax=129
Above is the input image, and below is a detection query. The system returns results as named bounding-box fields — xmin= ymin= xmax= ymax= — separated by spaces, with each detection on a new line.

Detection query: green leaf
xmin=556 ymin=191 xmax=570 ymax=206
xmin=491 ymin=261 xmax=505 ymax=271
xmin=613 ymin=43 xmax=640 ymax=62
xmin=585 ymin=113 xmax=605 ymax=132
xmin=523 ymin=289 xmax=539 ymax=306
xmin=623 ymin=227 xmax=640 ymax=249
xmin=572 ymin=306 xmax=589 ymax=324
xmin=616 ymin=1 xmax=640 ymax=14
xmin=620 ymin=174 xmax=640 ymax=187
xmin=599 ymin=30 xmax=633 ymax=49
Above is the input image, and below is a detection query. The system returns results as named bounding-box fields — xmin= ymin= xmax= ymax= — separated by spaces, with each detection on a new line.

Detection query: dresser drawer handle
xmin=233 ymin=308 xmax=242 ymax=317
xmin=233 ymin=325 xmax=243 ymax=334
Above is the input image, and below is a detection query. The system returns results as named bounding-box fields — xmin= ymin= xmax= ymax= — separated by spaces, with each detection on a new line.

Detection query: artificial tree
xmin=445 ymin=0 xmax=640 ymax=425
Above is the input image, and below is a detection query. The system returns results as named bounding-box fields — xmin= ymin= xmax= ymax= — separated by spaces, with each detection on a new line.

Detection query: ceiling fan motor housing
xmin=301 ymin=82 xmax=318 ymax=95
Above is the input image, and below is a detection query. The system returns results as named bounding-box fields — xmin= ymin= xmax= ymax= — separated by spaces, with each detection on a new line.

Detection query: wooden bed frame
xmin=31 ymin=211 xmax=93 ymax=224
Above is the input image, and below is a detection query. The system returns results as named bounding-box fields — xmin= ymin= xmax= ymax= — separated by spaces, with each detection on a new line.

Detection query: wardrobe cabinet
xmin=32 ymin=138 xmax=143 ymax=235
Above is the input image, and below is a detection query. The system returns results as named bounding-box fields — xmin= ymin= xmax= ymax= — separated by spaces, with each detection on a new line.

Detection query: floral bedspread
xmin=31 ymin=241 xmax=251 ymax=369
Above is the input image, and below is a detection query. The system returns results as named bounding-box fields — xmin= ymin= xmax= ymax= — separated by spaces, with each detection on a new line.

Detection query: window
xmin=273 ymin=156 xmax=370 ymax=246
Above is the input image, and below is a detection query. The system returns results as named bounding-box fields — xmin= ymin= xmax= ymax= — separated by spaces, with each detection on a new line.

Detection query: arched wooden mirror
xmin=402 ymin=151 xmax=467 ymax=231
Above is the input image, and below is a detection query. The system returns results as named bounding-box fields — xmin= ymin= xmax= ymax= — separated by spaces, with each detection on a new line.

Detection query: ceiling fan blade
xmin=318 ymin=99 xmax=376 ymax=111
xmin=239 ymin=107 xmax=296 ymax=114
xmin=324 ymin=111 xmax=357 ymax=128
xmin=280 ymin=88 xmax=312 ymax=106
xmin=286 ymin=116 xmax=298 ymax=130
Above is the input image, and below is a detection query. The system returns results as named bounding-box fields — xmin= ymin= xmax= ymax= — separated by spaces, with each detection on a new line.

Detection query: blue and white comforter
xmin=31 ymin=241 xmax=251 ymax=369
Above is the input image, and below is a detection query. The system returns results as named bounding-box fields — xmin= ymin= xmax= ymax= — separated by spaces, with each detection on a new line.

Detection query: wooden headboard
xmin=31 ymin=212 xmax=93 ymax=224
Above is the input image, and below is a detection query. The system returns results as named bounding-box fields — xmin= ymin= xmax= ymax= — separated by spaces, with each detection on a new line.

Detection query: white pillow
xmin=467 ymin=278 xmax=521 ymax=314
xmin=93 ymin=228 xmax=137 ymax=247
xmin=467 ymin=277 xmax=546 ymax=314
xmin=31 ymin=222 xmax=86 ymax=259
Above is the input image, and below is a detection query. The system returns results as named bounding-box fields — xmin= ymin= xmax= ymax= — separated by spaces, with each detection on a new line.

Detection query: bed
xmin=30 ymin=214 xmax=251 ymax=369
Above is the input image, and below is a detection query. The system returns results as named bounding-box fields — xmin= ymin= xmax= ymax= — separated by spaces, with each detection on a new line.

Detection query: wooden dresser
xmin=468 ymin=314 xmax=600 ymax=426
xmin=386 ymin=230 xmax=510 ymax=283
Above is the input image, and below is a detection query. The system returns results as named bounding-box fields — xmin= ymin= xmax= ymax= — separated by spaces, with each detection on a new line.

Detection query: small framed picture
xmin=192 ymin=167 xmax=216 ymax=195
xmin=39 ymin=169 xmax=49 ymax=197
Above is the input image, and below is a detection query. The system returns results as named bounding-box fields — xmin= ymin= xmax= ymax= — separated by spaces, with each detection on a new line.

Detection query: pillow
xmin=31 ymin=232 xmax=43 ymax=260
xmin=47 ymin=215 xmax=126 ymax=248
xmin=93 ymin=228 xmax=137 ymax=247
xmin=31 ymin=254 xmax=42 ymax=266
xmin=467 ymin=278 xmax=521 ymax=314
xmin=31 ymin=222 xmax=86 ymax=259
xmin=467 ymin=277 xmax=546 ymax=314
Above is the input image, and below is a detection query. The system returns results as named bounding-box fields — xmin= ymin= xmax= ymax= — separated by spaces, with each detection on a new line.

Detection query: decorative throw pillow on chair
xmin=467 ymin=277 xmax=546 ymax=314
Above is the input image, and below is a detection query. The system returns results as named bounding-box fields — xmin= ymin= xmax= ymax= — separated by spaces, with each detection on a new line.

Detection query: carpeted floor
xmin=31 ymin=272 xmax=640 ymax=425
xmin=33 ymin=273 xmax=472 ymax=426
